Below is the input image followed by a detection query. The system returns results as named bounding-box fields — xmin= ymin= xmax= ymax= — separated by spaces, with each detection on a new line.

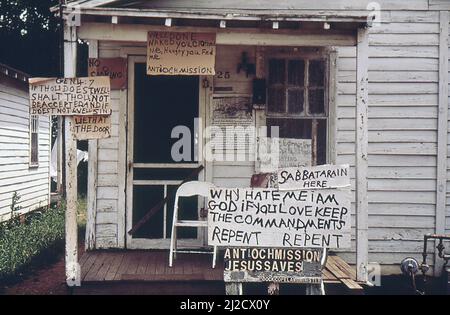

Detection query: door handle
xmin=128 ymin=161 xmax=133 ymax=172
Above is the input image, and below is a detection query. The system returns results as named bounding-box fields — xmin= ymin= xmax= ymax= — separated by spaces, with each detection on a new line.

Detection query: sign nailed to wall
xmin=147 ymin=31 xmax=216 ymax=75
xmin=224 ymin=247 xmax=323 ymax=284
xmin=277 ymin=164 xmax=351 ymax=190
xmin=29 ymin=77 xmax=111 ymax=116
xmin=207 ymin=187 xmax=351 ymax=249
xmin=88 ymin=58 xmax=127 ymax=90
xmin=70 ymin=115 xmax=111 ymax=140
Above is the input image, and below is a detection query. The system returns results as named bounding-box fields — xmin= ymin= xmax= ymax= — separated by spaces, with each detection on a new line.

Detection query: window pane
xmin=31 ymin=133 xmax=38 ymax=164
xmin=267 ymin=118 xmax=311 ymax=139
xmin=288 ymin=60 xmax=305 ymax=86
xmin=268 ymin=87 xmax=285 ymax=113
xmin=309 ymin=60 xmax=325 ymax=87
xmin=287 ymin=89 xmax=304 ymax=113
xmin=317 ymin=119 xmax=327 ymax=165
xmin=308 ymin=89 xmax=325 ymax=114
xmin=269 ymin=59 xmax=285 ymax=84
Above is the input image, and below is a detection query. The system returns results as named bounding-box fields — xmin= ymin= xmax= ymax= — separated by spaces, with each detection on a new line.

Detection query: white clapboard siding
xmin=335 ymin=15 xmax=439 ymax=270
xmin=0 ymin=79 xmax=50 ymax=221
xmin=92 ymin=42 xmax=122 ymax=248
xmin=446 ymin=21 xmax=450 ymax=235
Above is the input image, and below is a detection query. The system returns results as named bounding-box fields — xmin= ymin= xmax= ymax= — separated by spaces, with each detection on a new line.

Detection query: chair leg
xmin=169 ymin=227 xmax=175 ymax=267
xmin=212 ymin=246 xmax=218 ymax=268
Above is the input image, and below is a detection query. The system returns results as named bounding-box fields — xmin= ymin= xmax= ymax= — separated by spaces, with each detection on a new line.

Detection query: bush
xmin=0 ymin=205 xmax=65 ymax=280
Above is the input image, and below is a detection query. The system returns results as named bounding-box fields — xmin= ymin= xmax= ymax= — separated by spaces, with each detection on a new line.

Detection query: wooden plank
xmin=86 ymin=39 xmax=99 ymax=251
xmin=104 ymin=252 xmax=125 ymax=281
xmin=95 ymin=252 xmax=116 ymax=281
xmin=81 ymin=253 xmax=98 ymax=281
xmin=114 ymin=252 xmax=132 ymax=281
xmin=78 ymin=23 xmax=356 ymax=46
xmin=84 ymin=252 xmax=108 ymax=282
xmin=64 ymin=24 xmax=80 ymax=287
xmin=355 ymin=27 xmax=369 ymax=283
xmin=136 ymin=252 xmax=150 ymax=275
xmin=435 ymin=11 xmax=449 ymax=277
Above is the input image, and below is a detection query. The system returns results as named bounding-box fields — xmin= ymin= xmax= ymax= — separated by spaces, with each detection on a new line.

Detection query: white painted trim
xmin=65 ymin=6 xmax=370 ymax=23
xmin=133 ymin=180 xmax=183 ymax=186
xmin=125 ymin=55 xmax=205 ymax=249
xmin=86 ymin=39 xmax=98 ymax=250
xmin=133 ymin=163 xmax=201 ymax=169
xmin=78 ymin=23 xmax=357 ymax=46
xmin=117 ymin=63 xmax=128 ymax=248
xmin=355 ymin=27 xmax=369 ymax=283
xmin=434 ymin=11 xmax=449 ymax=276
xmin=63 ymin=25 xmax=80 ymax=287
xmin=328 ymin=50 xmax=338 ymax=164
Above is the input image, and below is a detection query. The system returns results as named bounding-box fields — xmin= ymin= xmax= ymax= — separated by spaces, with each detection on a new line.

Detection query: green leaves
xmin=0 ymin=205 xmax=65 ymax=279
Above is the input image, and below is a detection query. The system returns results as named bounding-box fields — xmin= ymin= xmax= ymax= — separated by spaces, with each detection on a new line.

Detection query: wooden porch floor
xmin=78 ymin=250 xmax=364 ymax=294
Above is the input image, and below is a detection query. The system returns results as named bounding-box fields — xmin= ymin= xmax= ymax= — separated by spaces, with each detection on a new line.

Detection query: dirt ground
xmin=0 ymin=240 xmax=84 ymax=295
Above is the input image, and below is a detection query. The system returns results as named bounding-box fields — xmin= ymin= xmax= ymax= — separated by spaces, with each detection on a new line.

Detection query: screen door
xmin=126 ymin=56 xmax=204 ymax=249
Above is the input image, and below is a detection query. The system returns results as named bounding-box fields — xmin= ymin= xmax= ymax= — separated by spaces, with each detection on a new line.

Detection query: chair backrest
xmin=175 ymin=181 xmax=215 ymax=199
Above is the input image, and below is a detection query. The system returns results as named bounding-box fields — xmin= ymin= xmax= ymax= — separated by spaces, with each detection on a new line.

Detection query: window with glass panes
xmin=29 ymin=114 xmax=39 ymax=167
xmin=267 ymin=57 xmax=328 ymax=165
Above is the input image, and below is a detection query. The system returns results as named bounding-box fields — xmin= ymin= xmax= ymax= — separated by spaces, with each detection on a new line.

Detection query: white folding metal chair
xmin=169 ymin=181 xmax=218 ymax=268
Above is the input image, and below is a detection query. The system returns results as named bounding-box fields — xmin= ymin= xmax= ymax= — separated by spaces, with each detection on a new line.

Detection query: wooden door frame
xmin=125 ymin=55 xmax=208 ymax=249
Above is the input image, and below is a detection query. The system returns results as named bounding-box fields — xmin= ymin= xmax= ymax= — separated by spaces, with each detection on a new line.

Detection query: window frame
xmin=29 ymin=114 xmax=39 ymax=168
xmin=263 ymin=49 xmax=336 ymax=164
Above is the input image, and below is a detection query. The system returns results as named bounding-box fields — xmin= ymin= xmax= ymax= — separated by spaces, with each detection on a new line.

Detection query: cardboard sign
xmin=147 ymin=31 xmax=216 ymax=75
xmin=208 ymin=187 xmax=351 ymax=249
xmin=259 ymin=138 xmax=312 ymax=173
xmin=29 ymin=77 xmax=111 ymax=116
xmin=223 ymin=247 xmax=323 ymax=284
xmin=70 ymin=115 xmax=111 ymax=140
xmin=88 ymin=58 xmax=127 ymax=89
xmin=277 ymin=164 xmax=351 ymax=190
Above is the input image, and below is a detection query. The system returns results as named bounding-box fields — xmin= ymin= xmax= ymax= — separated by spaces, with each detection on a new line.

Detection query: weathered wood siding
xmin=0 ymin=78 xmax=50 ymax=221
xmin=446 ymin=19 xmax=450 ymax=236
xmin=336 ymin=11 xmax=440 ymax=272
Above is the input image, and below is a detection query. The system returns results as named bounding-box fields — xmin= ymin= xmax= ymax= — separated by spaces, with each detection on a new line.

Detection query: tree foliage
xmin=0 ymin=0 xmax=61 ymax=76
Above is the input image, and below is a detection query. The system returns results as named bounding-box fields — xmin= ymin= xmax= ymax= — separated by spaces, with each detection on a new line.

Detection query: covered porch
xmin=59 ymin=0 xmax=372 ymax=291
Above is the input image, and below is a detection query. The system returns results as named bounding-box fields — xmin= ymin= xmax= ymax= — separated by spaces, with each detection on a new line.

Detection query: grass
xmin=0 ymin=195 xmax=87 ymax=285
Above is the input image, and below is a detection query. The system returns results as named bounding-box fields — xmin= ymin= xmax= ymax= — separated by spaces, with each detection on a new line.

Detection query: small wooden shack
xmin=56 ymin=0 xmax=450 ymax=293
xmin=0 ymin=64 xmax=51 ymax=221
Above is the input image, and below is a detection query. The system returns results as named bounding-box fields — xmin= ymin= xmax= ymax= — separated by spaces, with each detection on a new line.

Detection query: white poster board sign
xmin=277 ymin=164 xmax=351 ymax=190
xmin=207 ymin=187 xmax=351 ymax=249
xmin=259 ymin=137 xmax=312 ymax=173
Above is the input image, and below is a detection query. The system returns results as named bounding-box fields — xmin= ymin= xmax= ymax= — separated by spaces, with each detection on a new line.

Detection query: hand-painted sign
xmin=259 ymin=138 xmax=312 ymax=172
xmin=277 ymin=164 xmax=351 ymax=190
xmin=29 ymin=77 xmax=111 ymax=116
xmin=223 ymin=247 xmax=323 ymax=284
xmin=70 ymin=115 xmax=111 ymax=140
xmin=207 ymin=187 xmax=351 ymax=249
xmin=147 ymin=31 xmax=216 ymax=75
xmin=88 ymin=58 xmax=127 ymax=89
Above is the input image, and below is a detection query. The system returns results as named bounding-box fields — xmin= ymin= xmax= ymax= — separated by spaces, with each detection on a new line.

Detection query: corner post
xmin=355 ymin=27 xmax=369 ymax=282
xmin=435 ymin=11 xmax=449 ymax=276
xmin=64 ymin=23 xmax=80 ymax=287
